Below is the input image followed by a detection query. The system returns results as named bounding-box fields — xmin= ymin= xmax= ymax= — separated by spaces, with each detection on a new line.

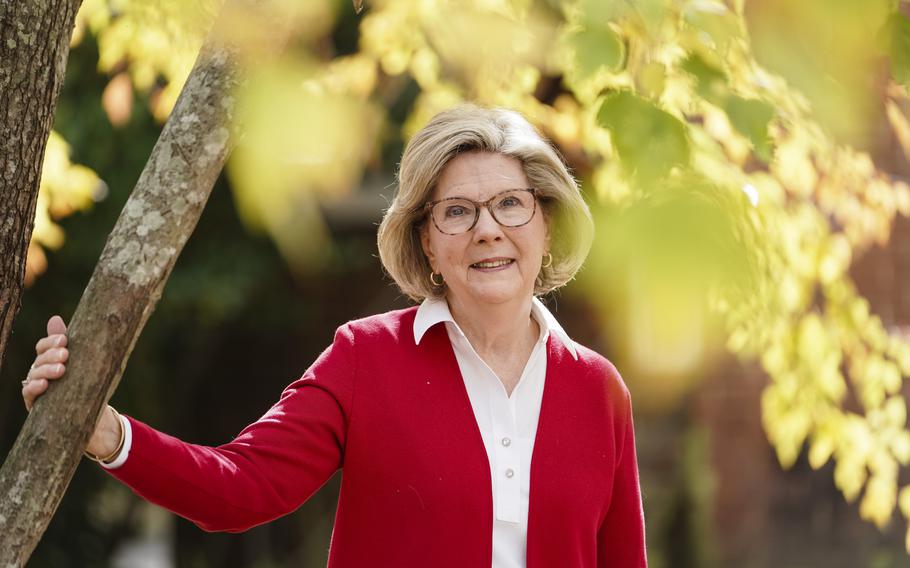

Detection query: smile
xmin=470 ymin=259 xmax=514 ymax=269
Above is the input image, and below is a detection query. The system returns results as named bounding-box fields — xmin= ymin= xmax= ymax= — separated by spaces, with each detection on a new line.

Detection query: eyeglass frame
xmin=421 ymin=188 xmax=539 ymax=235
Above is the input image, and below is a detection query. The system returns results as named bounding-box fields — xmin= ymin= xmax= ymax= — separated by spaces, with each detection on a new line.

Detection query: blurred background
xmin=4 ymin=0 xmax=910 ymax=566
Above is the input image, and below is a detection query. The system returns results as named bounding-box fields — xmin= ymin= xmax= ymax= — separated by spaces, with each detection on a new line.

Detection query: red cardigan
xmin=106 ymin=307 xmax=647 ymax=567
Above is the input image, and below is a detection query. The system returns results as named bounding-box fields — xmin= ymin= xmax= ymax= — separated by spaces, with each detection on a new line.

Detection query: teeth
xmin=473 ymin=259 xmax=512 ymax=268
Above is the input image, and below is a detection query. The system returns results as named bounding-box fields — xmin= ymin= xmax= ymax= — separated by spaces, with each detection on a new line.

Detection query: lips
xmin=470 ymin=258 xmax=515 ymax=269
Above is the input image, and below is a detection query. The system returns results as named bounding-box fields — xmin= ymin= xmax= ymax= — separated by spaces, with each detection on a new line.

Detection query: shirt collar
xmin=413 ymin=296 xmax=578 ymax=360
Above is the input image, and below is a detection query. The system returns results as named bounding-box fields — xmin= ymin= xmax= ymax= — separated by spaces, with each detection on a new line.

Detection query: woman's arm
xmin=597 ymin=395 xmax=648 ymax=567
xmin=103 ymin=324 xmax=357 ymax=533
xmin=22 ymin=316 xmax=357 ymax=532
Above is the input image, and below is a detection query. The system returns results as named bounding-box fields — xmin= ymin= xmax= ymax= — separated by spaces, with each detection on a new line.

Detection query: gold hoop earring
xmin=429 ymin=271 xmax=444 ymax=287
xmin=542 ymin=252 xmax=553 ymax=268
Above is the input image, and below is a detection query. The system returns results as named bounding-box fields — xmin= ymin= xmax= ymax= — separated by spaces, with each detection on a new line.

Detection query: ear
xmin=420 ymin=223 xmax=436 ymax=271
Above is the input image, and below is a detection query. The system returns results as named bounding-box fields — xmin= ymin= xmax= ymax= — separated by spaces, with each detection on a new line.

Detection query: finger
xmin=47 ymin=315 xmax=66 ymax=336
xmin=27 ymin=362 xmax=66 ymax=383
xmin=22 ymin=378 xmax=49 ymax=411
xmin=35 ymin=333 xmax=67 ymax=355
xmin=33 ymin=347 xmax=68 ymax=368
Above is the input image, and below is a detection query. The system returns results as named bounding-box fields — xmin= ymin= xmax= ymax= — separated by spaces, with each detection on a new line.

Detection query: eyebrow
xmin=434 ymin=187 xmax=529 ymax=200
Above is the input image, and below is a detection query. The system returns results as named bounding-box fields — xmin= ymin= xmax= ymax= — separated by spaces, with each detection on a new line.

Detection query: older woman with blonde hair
xmin=23 ymin=104 xmax=647 ymax=567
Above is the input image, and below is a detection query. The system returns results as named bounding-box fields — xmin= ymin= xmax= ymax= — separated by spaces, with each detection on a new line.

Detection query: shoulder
xmin=558 ymin=338 xmax=631 ymax=407
xmin=313 ymin=308 xmax=418 ymax=377
xmin=341 ymin=306 xmax=419 ymax=345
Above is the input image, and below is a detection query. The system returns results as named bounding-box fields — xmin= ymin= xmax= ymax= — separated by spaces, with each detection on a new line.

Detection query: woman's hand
xmin=22 ymin=315 xmax=123 ymax=459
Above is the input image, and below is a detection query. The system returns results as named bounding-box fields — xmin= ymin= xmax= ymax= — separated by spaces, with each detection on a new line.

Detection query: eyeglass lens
xmin=431 ymin=190 xmax=535 ymax=234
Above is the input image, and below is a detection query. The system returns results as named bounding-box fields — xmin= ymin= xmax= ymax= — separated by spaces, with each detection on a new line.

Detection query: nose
xmin=471 ymin=206 xmax=504 ymax=243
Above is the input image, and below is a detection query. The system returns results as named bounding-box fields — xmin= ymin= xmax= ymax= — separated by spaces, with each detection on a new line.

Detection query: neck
xmin=446 ymin=294 xmax=539 ymax=357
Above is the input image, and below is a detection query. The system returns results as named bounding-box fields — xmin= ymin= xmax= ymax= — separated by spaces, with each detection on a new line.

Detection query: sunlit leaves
xmin=678 ymin=53 xmax=774 ymax=161
xmin=215 ymin=0 xmax=340 ymax=57
xmin=681 ymin=0 xmax=741 ymax=55
xmin=884 ymin=12 xmax=910 ymax=87
xmin=75 ymin=0 xmax=215 ymax=122
xmin=101 ymin=73 xmax=134 ymax=127
xmin=761 ymin=379 xmax=811 ymax=469
xmin=861 ymin=470 xmax=897 ymax=529
xmin=226 ymin=58 xmax=382 ymax=268
xmin=723 ymin=96 xmax=773 ymax=162
xmin=681 ymin=53 xmax=727 ymax=105
xmin=27 ymin=132 xmax=105 ymax=286
xmin=817 ymin=234 xmax=851 ymax=286
xmin=596 ymin=91 xmax=690 ymax=183
xmin=583 ymin=174 xmax=754 ymax=411
xmin=360 ymin=1 xmax=424 ymax=76
xmin=886 ymin=100 xmax=910 ymax=161
xmin=425 ymin=6 xmax=555 ymax=76
xmin=746 ymin=0 xmax=892 ymax=144
xmin=566 ymin=24 xmax=624 ymax=80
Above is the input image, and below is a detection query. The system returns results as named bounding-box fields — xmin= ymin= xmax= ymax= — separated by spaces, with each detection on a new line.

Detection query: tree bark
xmin=0 ymin=0 xmax=82 ymax=380
xmin=0 ymin=4 xmax=268 ymax=563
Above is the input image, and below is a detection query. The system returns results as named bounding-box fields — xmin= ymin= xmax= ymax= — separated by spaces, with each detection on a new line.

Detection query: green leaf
xmin=724 ymin=95 xmax=775 ymax=162
xmin=596 ymin=91 xmax=690 ymax=183
xmin=681 ymin=53 xmax=728 ymax=105
xmin=887 ymin=13 xmax=910 ymax=86
xmin=683 ymin=0 xmax=739 ymax=54
xmin=577 ymin=0 xmax=627 ymax=24
xmin=568 ymin=24 xmax=624 ymax=80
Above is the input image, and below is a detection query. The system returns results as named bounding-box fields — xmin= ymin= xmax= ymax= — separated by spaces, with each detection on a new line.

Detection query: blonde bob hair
xmin=377 ymin=104 xmax=594 ymax=302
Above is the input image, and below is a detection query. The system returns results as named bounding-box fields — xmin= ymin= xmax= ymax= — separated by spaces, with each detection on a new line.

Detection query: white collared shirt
xmin=413 ymin=296 xmax=578 ymax=568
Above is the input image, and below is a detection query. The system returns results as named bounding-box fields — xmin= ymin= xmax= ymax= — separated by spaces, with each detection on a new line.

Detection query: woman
xmin=22 ymin=104 xmax=647 ymax=567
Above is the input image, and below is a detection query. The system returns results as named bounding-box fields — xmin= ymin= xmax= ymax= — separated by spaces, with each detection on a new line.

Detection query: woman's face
xmin=421 ymin=151 xmax=549 ymax=310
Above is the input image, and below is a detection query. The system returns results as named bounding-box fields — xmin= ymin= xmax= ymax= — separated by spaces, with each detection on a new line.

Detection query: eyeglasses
xmin=423 ymin=188 xmax=538 ymax=235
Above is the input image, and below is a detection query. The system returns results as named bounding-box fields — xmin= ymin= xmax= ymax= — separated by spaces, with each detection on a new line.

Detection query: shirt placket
xmin=490 ymin=384 xmax=521 ymax=523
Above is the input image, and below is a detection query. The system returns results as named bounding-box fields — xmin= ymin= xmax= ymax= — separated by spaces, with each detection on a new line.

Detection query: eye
xmin=497 ymin=195 xmax=521 ymax=208
xmin=445 ymin=205 xmax=469 ymax=218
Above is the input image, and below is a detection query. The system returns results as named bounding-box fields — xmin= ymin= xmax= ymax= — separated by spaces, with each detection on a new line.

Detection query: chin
xmin=464 ymin=283 xmax=529 ymax=306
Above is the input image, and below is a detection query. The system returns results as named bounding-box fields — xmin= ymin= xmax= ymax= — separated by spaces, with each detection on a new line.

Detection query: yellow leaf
xmin=860 ymin=473 xmax=896 ymax=529
xmin=773 ymin=134 xmax=817 ymax=197
xmin=816 ymin=365 xmax=846 ymax=403
xmin=886 ymin=100 xmax=910 ymax=162
xmin=591 ymin=160 xmax=631 ymax=203
xmin=778 ymin=271 xmax=807 ymax=313
xmin=895 ymin=343 xmax=910 ymax=377
xmin=884 ymin=396 xmax=907 ymax=428
xmin=834 ymin=456 xmax=867 ymax=502
xmin=882 ymin=361 xmax=902 ymax=396
xmin=892 ymin=431 xmax=910 ymax=465
xmin=850 ymin=297 xmax=870 ymax=328
xmin=808 ymin=432 xmax=835 ymax=470
xmin=102 ymin=72 xmax=133 ymax=127
xmin=818 ymin=234 xmax=851 ymax=285
xmin=895 ymin=181 xmax=910 ymax=217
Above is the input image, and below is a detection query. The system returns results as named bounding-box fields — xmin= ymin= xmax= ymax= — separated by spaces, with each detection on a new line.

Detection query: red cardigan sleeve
xmin=104 ymin=324 xmax=357 ymax=533
xmin=597 ymin=392 xmax=647 ymax=567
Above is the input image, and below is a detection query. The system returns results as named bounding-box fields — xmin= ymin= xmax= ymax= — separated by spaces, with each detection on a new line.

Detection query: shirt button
xmin=501 ymin=437 xmax=511 ymax=447
xmin=505 ymin=468 xmax=515 ymax=479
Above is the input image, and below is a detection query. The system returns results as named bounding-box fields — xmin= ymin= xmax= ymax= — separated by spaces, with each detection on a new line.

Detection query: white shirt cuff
xmin=99 ymin=413 xmax=132 ymax=470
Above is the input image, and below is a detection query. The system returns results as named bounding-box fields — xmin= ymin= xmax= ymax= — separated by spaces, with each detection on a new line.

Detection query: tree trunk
xmin=0 ymin=0 xmax=82 ymax=380
xmin=0 ymin=3 xmax=271 ymax=562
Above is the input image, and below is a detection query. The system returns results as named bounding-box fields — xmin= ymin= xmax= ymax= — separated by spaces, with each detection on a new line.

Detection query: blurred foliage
xmin=19 ymin=0 xmax=910 ymax=557
xmin=27 ymin=132 xmax=105 ymax=287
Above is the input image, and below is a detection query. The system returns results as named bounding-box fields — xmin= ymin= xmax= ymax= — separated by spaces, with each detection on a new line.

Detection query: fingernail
xmin=55 ymin=364 xmax=63 ymax=373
